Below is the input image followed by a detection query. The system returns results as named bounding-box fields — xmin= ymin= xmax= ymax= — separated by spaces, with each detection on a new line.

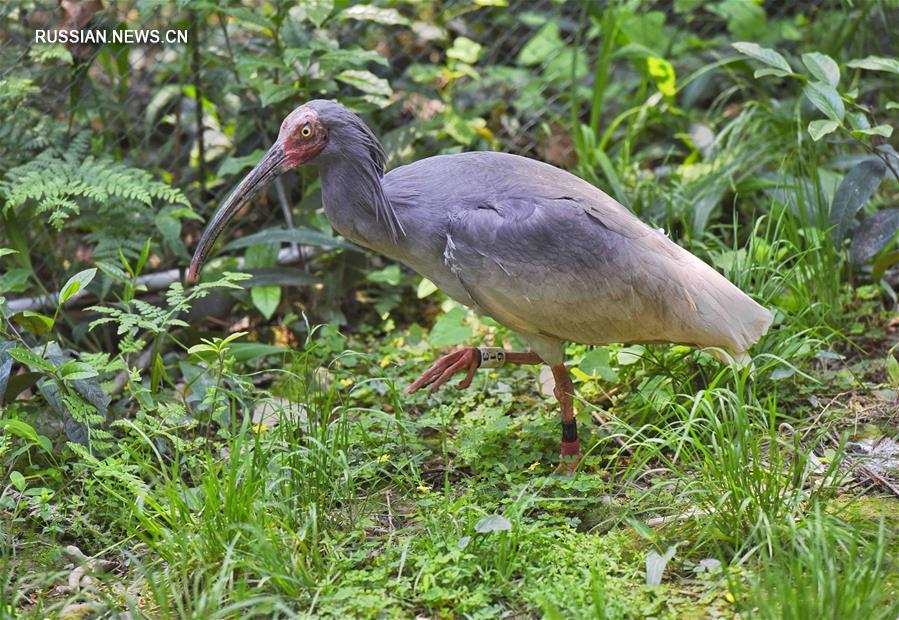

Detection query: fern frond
xmin=1 ymin=136 xmax=191 ymax=232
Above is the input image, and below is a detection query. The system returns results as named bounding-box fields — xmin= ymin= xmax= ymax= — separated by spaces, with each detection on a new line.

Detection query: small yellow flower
xmin=251 ymin=423 xmax=268 ymax=434
xmin=379 ymin=355 xmax=392 ymax=368
xmin=339 ymin=378 xmax=354 ymax=387
xmin=527 ymin=461 xmax=541 ymax=472
xmin=416 ymin=484 xmax=432 ymax=493
xmin=724 ymin=592 xmax=735 ymax=604
xmin=376 ymin=453 xmax=390 ymax=464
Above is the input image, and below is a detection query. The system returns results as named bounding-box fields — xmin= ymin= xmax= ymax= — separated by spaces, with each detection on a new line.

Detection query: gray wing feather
xmin=443 ymin=194 xmax=699 ymax=344
xmin=383 ymin=152 xmax=772 ymax=356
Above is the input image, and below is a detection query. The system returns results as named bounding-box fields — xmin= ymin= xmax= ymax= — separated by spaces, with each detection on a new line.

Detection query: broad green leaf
xmin=517 ymin=22 xmax=563 ymax=66
xmin=251 ymin=285 xmax=280 ymax=320
xmin=0 ymin=249 xmax=17 ymax=258
xmin=2 ymin=372 xmax=41 ymax=404
xmin=846 ymin=111 xmax=870 ymax=131
xmin=405 ymin=63 xmax=442 ymax=85
xmin=872 ymin=251 xmax=899 ymax=282
xmin=0 ymin=419 xmax=52 ymax=454
xmin=243 ymin=243 xmax=278 ymax=270
xmin=616 ymin=345 xmax=645 ymax=366
xmin=335 ymin=70 xmax=392 ymax=97
xmin=11 ymin=311 xmax=54 ymax=336
xmin=850 ymin=208 xmax=899 ymax=265
xmin=217 ymin=6 xmax=275 ymax=31
xmin=36 ymin=377 xmax=88 ymax=446
xmin=9 ymin=470 xmax=25 ymax=491
xmin=289 ymin=0 xmax=333 ymax=27
xmin=58 ymin=360 xmax=98 ymax=382
xmin=258 ymin=80 xmax=295 ymax=107
xmin=626 ymin=517 xmax=657 ymax=541
xmin=367 ymin=264 xmax=401 ymax=286
xmin=807 ymin=119 xmax=839 ymax=141
xmin=38 ymin=343 xmax=109 ymax=447
xmin=619 ymin=11 xmax=670 ymax=55
xmin=222 ymin=226 xmax=358 ymax=251
xmin=218 ymin=149 xmax=267 ymax=176
xmin=428 ymin=307 xmax=473 ymax=348
xmin=228 ymin=342 xmax=286 ymax=363
xmin=888 ymin=355 xmax=899 ymax=387
xmin=338 ymin=5 xmax=409 ymax=25
xmin=712 ymin=0 xmax=766 ymax=39
xmin=220 ymin=331 xmax=248 ymax=347
xmin=804 ymin=81 xmax=844 ymax=122
xmin=240 ymin=267 xmax=320 ymax=288
xmin=754 ymin=67 xmax=791 ymax=78
xmin=801 ymin=52 xmax=840 ymax=87
xmin=852 ymin=125 xmax=893 ymax=138
xmin=732 ymin=42 xmax=792 ymax=74
xmin=417 ymin=278 xmax=438 ymax=299
xmin=7 ymin=348 xmax=55 ymax=373
xmin=318 ymin=49 xmax=388 ymax=72
xmin=646 ymin=56 xmax=676 ymax=96
xmin=443 ymin=113 xmax=479 ymax=145
xmin=474 ymin=514 xmax=512 ymax=533
xmin=447 ymin=37 xmax=482 ymax=65
xmin=155 ymin=211 xmax=184 ymax=257
xmin=59 ymin=268 xmax=97 ymax=305
xmin=830 ymin=158 xmax=886 ymax=243
xmin=0 ymin=268 xmax=31 ymax=294
xmin=187 ymin=343 xmax=217 ymax=356
xmin=577 ymin=348 xmax=619 ymax=383
xmin=847 ymin=55 xmax=899 ymax=75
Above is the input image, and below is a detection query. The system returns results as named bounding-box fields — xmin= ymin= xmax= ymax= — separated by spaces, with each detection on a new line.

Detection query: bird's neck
xmin=319 ymin=156 xmax=403 ymax=255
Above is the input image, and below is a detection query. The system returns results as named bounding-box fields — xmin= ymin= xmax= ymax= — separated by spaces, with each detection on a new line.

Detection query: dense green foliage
xmin=1 ymin=1 xmax=898 ymax=618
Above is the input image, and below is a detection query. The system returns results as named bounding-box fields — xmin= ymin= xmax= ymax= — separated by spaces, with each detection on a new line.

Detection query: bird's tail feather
xmin=681 ymin=254 xmax=773 ymax=363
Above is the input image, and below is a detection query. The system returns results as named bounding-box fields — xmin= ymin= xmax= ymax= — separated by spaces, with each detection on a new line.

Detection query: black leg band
xmin=561 ymin=420 xmax=578 ymax=442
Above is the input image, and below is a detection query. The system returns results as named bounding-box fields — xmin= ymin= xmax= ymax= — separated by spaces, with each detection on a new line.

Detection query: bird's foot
xmin=405 ymin=347 xmax=480 ymax=395
xmin=554 ymin=439 xmax=581 ymax=476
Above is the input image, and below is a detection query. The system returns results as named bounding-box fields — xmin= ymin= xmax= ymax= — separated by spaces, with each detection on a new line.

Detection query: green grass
xmin=4 ymin=289 xmax=898 ymax=618
xmin=735 ymin=507 xmax=899 ymax=620
xmin=4 ymin=3 xmax=899 ymax=617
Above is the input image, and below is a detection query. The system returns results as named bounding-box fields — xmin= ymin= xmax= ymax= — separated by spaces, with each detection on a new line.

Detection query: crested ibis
xmin=188 ymin=100 xmax=772 ymax=474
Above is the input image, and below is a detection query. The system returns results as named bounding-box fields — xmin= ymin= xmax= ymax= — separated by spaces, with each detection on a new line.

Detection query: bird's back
xmin=381 ymin=152 xmax=772 ymax=360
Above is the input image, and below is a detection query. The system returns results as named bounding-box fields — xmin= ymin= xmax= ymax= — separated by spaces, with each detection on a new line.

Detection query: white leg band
xmin=478 ymin=347 xmax=506 ymax=368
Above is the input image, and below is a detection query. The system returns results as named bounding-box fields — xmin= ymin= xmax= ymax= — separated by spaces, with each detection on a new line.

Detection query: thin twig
xmin=647 ymin=508 xmax=711 ymax=528
xmin=857 ymin=464 xmax=899 ymax=497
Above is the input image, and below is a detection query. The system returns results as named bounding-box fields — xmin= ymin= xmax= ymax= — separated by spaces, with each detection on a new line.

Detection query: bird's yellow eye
xmin=301 ymin=125 xmax=312 ymax=138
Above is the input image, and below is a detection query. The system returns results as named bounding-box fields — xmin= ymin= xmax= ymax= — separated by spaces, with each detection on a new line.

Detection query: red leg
xmin=405 ymin=347 xmax=480 ymax=395
xmin=551 ymin=364 xmax=581 ymax=476
xmin=405 ymin=349 xmax=543 ymax=395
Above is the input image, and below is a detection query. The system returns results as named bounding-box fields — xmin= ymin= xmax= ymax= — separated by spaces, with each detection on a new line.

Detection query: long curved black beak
xmin=188 ymin=143 xmax=287 ymax=282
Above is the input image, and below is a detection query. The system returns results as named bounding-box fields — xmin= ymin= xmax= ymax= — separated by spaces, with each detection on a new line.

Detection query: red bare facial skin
xmin=278 ymin=107 xmax=328 ymax=168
